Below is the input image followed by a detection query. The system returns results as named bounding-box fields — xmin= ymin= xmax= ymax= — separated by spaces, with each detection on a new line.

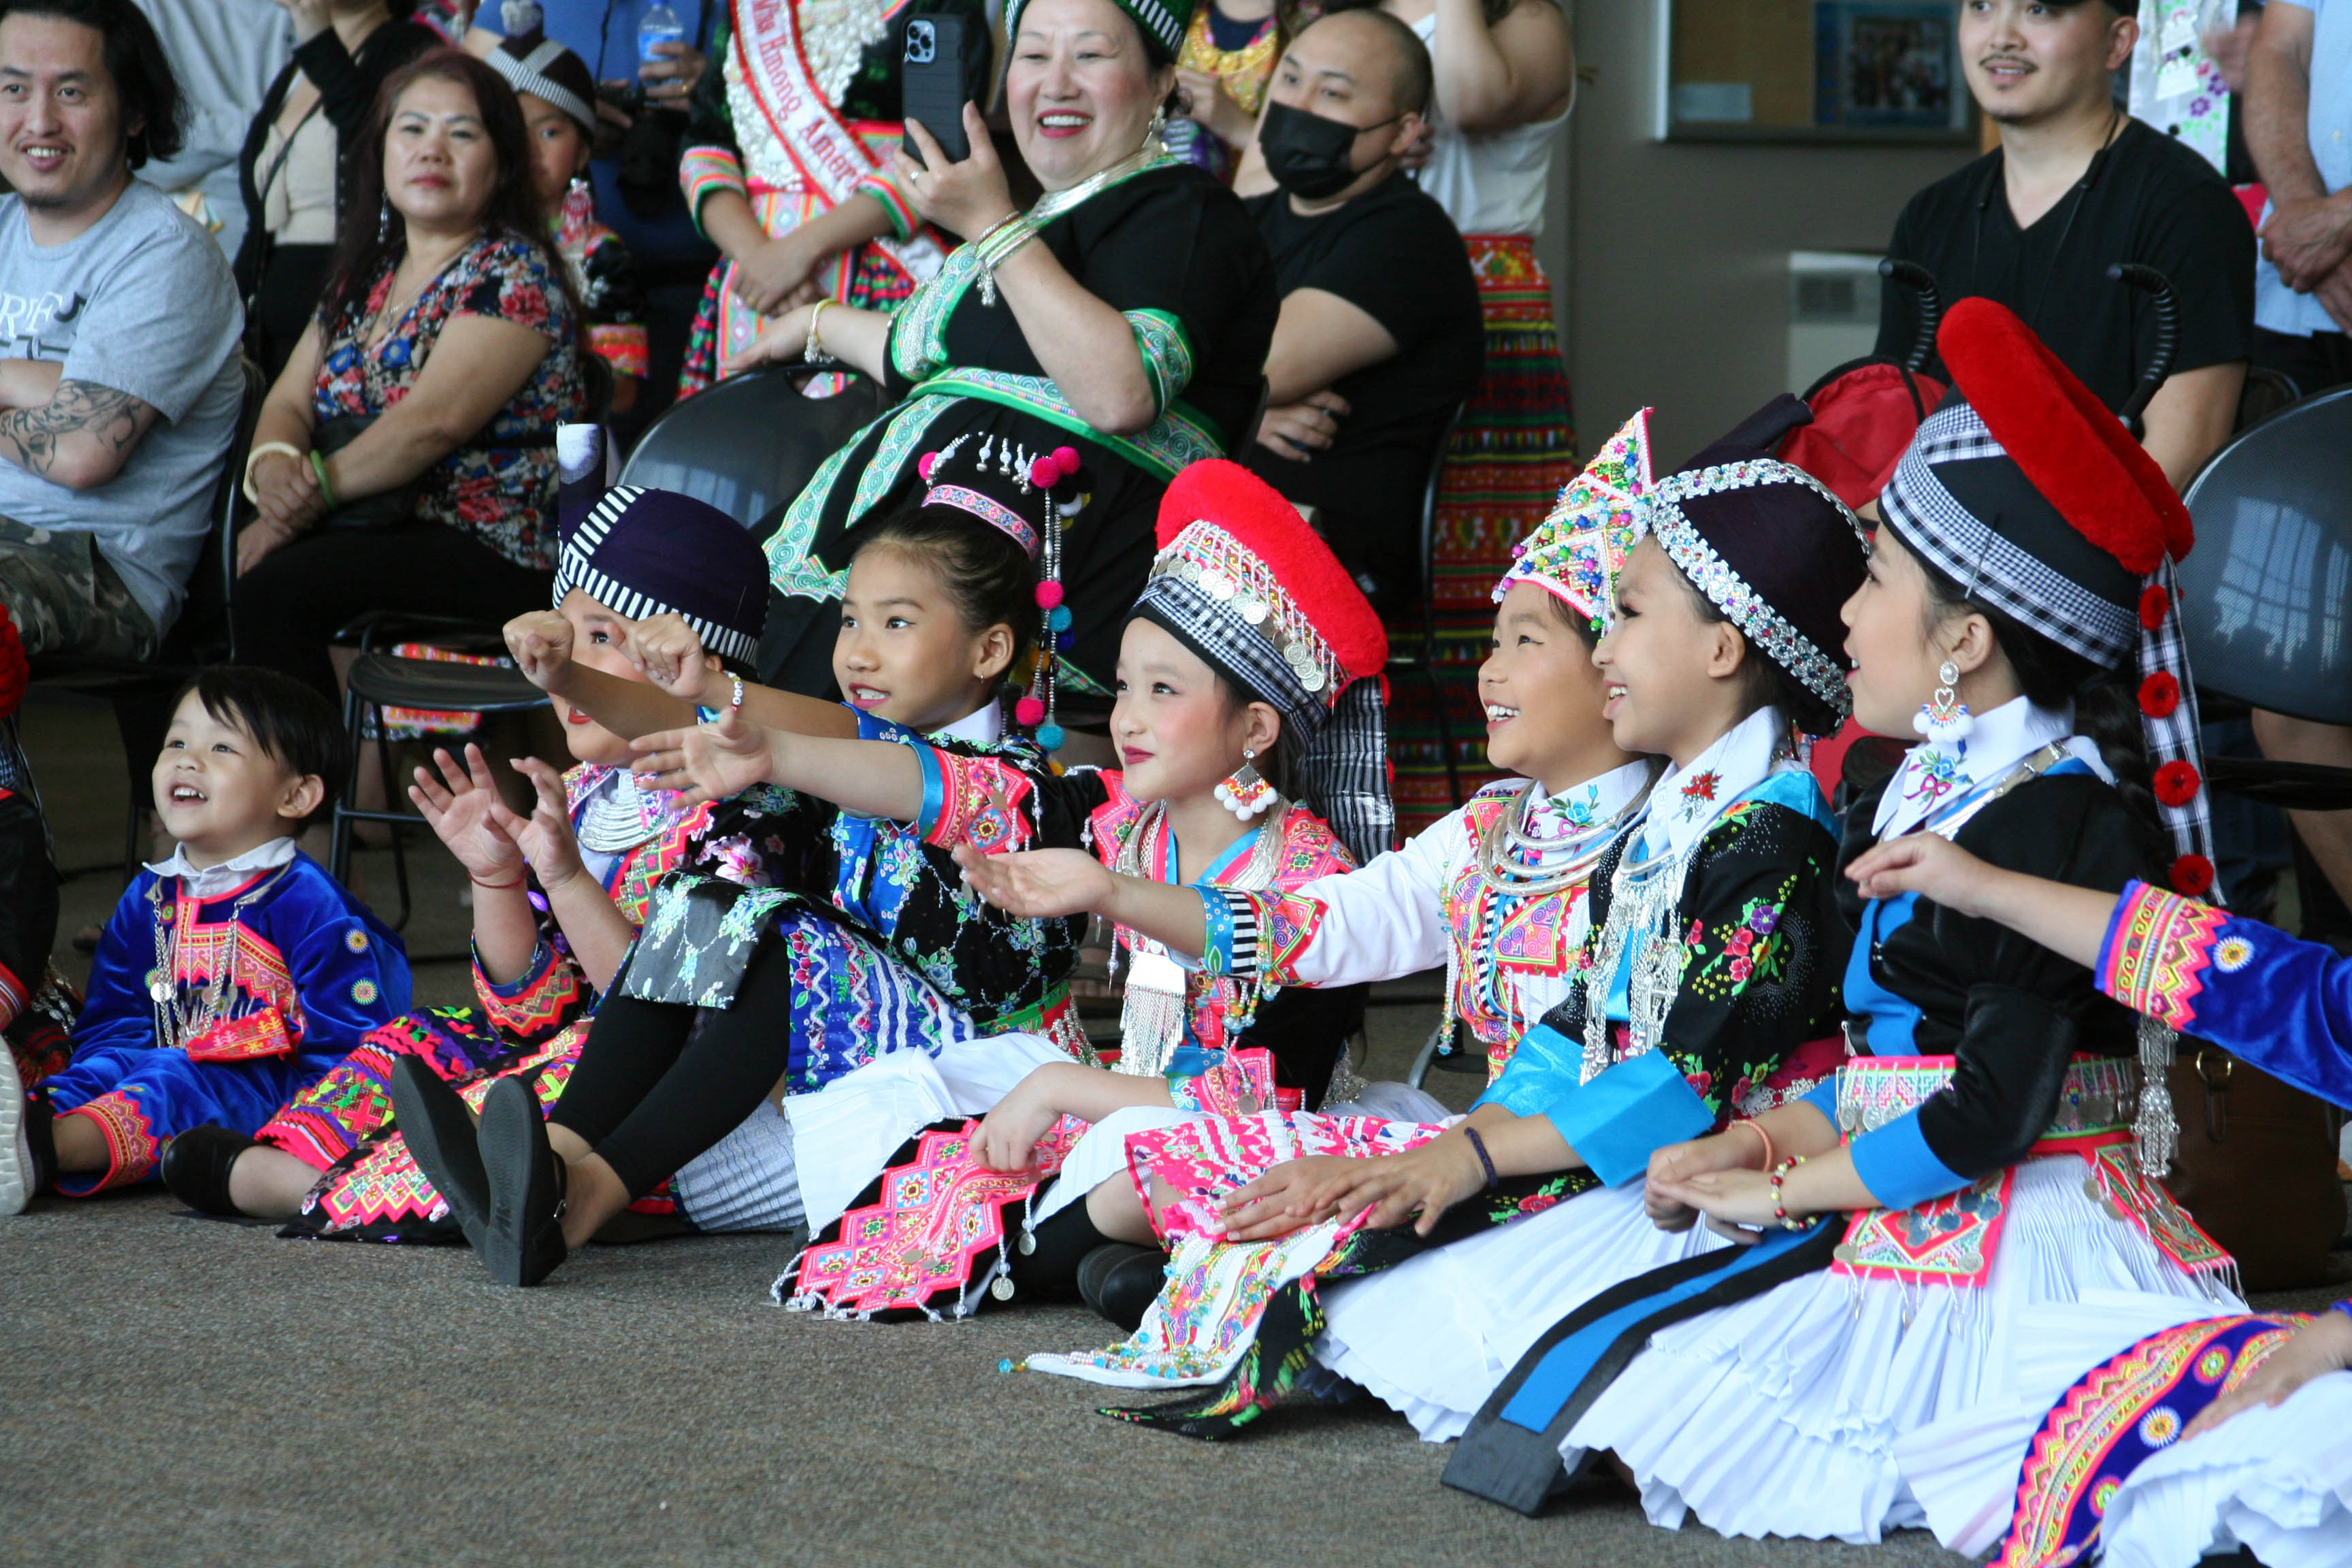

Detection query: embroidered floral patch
xmin=2213 ymin=936 xmax=2253 ymax=973
xmin=345 ymin=928 xmax=370 ymax=952
xmin=1678 ymin=769 xmax=1720 ymax=818
xmin=351 ymin=979 xmax=379 ymax=1005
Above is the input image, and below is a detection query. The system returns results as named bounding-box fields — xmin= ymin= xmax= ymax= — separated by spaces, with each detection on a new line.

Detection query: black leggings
xmin=232 ymin=522 xmax=553 ymax=704
xmin=549 ymin=938 xmax=799 ymax=1198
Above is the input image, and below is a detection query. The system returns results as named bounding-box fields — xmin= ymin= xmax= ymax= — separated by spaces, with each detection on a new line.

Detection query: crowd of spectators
xmin=2 ymin=0 xmax=2350 ymax=924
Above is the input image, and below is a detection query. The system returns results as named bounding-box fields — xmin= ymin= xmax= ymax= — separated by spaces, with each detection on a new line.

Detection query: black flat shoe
xmin=389 ymin=1058 xmax=491 ymax=1243
xmin=159 ymin=1126 xmax=259 ymax=1216
xmin=1077 ymin=1243 xmax=1166 ymax=1332
xmin=474 ymin=1074 xmax=567 ymax=1288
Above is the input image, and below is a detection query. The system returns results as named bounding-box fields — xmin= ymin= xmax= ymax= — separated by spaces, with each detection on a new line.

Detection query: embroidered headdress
xmin=553 ymin=427 xmax=767 ymax=670
xmin=484 ymin=29 xmax=598 ymax=135
xmin=1005 ymin=0 xmax=1198 ymax=61
xmin=1496 ymin=407 xmax=1652 ymax=630
xmin=1878 ymin=298 xmax=2215 ymax=900
xmin=911 ymin=432 xmax=1085 ymax=751
xmin=1131 ymin=460 xmax=1392 ymax=860
xmin=1637 ymin=404 xmax=1872 ymax=737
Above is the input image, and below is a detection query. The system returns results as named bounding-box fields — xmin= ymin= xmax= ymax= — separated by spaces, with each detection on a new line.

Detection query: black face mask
xmin=1260 ymin=99 xmax=1394 ymax=200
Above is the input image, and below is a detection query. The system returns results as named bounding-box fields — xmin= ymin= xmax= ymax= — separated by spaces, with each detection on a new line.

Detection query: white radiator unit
xmin=1788 ymin=250 xmax=1886 ymax=395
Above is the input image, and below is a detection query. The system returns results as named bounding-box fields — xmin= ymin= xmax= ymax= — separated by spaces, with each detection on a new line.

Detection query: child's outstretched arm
xmin=504 ymin=611 xmax=860 ymax=743
xmin=488 ymin=757 xmax=636 ymax=994
xmin=952 ymin=843 xmax=1211 ymax=956
xmin=969 ymin=1062 xmax=1180 ymax=1173
xmin=408 ymin=745 xmax=539 ymax=984
xmin=632 ymin=703 xmax=926 ymax=819
xmin=1845 ymin=833 xmax=2118 ymax=968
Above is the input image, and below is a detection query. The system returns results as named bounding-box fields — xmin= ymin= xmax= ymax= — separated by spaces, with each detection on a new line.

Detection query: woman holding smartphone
xmin=740 ymin=0 xmax=1279 ymax=726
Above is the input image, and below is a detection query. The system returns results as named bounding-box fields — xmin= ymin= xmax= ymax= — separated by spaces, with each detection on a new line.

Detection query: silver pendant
xmin=149 ymin=978 xmax=174 ymax=1003
xmin=990 ymin=1275 xmax=1016 ymax=1301
xmin=1017 ymin=1231 xmax=1036 ymax=1256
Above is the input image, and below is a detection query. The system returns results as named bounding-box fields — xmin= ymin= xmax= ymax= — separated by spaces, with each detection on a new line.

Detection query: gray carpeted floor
xmin=8 ymin=698 xmax=2342 ymax=1567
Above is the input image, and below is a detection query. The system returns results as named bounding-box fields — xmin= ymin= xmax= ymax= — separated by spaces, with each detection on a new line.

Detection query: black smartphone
xmin=899 ymin=14 xmax=973 ymax=166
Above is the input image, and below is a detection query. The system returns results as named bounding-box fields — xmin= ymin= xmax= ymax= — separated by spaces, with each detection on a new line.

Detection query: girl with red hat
xmin=1508 ymin=299 xmax=2240 ymax=1547
xmin=988 ymin=404 xmax=1867 ymax=1429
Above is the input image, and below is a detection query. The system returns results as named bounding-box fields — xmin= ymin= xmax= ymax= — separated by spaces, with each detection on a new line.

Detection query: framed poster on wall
xmin=1655 ymin=0 xmax=1976 ymax=144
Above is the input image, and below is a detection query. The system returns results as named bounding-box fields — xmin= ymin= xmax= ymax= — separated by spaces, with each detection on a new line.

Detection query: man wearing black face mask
xmin=1239 ymin=9 xmax=1481 ymax=616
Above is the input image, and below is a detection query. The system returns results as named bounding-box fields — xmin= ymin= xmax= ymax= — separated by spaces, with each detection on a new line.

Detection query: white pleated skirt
xmin=1311 ymin=1177 xmax=1727 ymax=1440
xmin=1896 ymin=1288 xmax=2352 ymax=1565
xmin=1559 ymin=1154 xmax=2242 ymax=1545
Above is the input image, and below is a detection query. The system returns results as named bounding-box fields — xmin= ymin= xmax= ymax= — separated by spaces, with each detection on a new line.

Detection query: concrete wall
xmin=1539 ymin=1 xmax=1977 ymax=464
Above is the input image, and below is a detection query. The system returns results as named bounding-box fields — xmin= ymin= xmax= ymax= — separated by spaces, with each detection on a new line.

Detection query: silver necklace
xmin=1109 ymin=796 xmax=1286 ymax=1077
xmin=1579 ymin=832 xmax=1686 ymax=1082
xmin=148 ymin=872 xmax=279 ymax=1050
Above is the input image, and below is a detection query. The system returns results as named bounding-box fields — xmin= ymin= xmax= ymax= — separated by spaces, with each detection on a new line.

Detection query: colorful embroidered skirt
xmin=255 ymin=1005 xmax=512 ymax=1172
xmin=1391 ymin=233 xmax=1578 ymax=836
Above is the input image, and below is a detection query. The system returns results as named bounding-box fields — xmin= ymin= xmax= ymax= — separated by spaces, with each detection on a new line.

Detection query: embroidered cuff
xmin=680 ymin=146 xmax=748 ymax=232
xmin=854 ymin=171 xmax=917 ymax=242
xmin=1199 ymin=887 xmax=1254 ymax=979
xmin=588 ymin=323 xmax=650 ymax=379
xmin=1124 ymin=308 xmax=1195 ymax=417
xmin=2097 ymin=878 xmax=2228 ymax=1032
xmin=1847 ymin=1106 xmax=1972 ymax=1211
xmin=913 ymin=742 xmax=947 ymax=838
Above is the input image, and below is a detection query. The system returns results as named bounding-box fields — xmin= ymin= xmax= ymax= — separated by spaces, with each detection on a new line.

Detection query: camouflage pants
xmin=0 ymin=515 xmax=157 ymax=661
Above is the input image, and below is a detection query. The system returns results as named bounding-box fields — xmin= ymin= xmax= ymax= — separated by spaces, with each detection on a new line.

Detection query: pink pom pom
xmin=1034 ymin=580 xmax=1064 ymax=608
xmin=1028 ymin=457 xmax=1057 ymax=488
xmin=1015 ymin=696 xmax=1046 ymax=726
xmin=917 ymin=451 xmax=938 ymax=482
xmin=1052 ymin=446 xmax=1079 ymax=474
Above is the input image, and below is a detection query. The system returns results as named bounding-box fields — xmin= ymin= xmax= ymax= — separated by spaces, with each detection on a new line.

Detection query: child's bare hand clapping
xmin=631 ymin=702 xmax=777 ymax=804
xmin=410 ymin=745 xmax=526 ymax=885
xmin=491 ymin=757 xmax=589 ymax=893
xmin=504 ymin=610 xmax=576 ymax=691
xmin=630 ymin=612 xmax=715 ymax=705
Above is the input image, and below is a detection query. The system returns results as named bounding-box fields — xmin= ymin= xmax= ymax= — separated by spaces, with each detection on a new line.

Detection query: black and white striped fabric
xmin=483 ymin=38 xmax=596 ymax=131
xmin=553 ymin=485 xmax=763 ymax=668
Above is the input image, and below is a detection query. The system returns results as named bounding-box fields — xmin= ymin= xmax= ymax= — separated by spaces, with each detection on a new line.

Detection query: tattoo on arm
xmin=0 ymin=380 xmax=160 ymax=480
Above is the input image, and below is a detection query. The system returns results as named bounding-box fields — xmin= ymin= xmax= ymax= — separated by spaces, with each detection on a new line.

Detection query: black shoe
xmin=159 ymin=1126 xmax=259 ymax=1216
xmin=2 ymin=1054 xmax=50 ymax=1215
xmin=474 ymin=1074 xmax=567 ymax=1288
xmin=1077 ymin=1243 xmax=1166 ymax=1332
xmin=389 ymin=1058 xmax=491 ymax=1243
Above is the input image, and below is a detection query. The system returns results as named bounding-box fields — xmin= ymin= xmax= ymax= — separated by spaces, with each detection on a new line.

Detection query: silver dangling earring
xmin=1914 ymin=657 xmax=1975 ymax=746
xmin=377 ymin=195 xmax=393 ymax=242
xmin=1214 ymin=748 xmax=1277 ymax=821
xmin=1145 ymin=105 xmax=1168 ymax=152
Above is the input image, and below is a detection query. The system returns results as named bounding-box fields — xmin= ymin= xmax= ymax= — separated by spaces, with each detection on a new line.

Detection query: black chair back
xmin=617 ymin=365 xmax=889 ymax=529
xmin=2178 ymin=385 xmax=2352 ymax=725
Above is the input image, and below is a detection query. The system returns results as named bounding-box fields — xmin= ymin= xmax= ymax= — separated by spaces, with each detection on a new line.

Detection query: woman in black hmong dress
xmin=738 ymin=0 xmax=1277 ymax=709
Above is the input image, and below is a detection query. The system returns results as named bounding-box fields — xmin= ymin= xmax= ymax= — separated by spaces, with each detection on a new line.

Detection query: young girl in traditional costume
xmin=675 ymin=0 xmax=985 ymax=391
xmin=395 ymin=436 xmax=1093 ymax=1285
xmin=1001 ymin=405 xmax=1867 ymax=1433
xmin=2 ymin=669 xmax=410 ymax=1211
xmin=155 ymin=473 xmax=767 ymax=1236
xmin=1497 ymin=301 xmax=2241 ymax=1544
xmin=768 ymin=458 xmax=1388 ymax=1322
xmin=1834 ymin=835 xmax=2352 ymax=1567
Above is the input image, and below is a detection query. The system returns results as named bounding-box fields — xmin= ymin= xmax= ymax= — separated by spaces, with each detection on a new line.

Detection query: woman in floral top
xmin=235 ymin=50 xmax=585 ymax=705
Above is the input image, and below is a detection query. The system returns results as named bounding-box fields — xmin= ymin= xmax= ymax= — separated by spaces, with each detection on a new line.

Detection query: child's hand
xmin=505 ymin=610 xmax=576 ymax=691
xmin=2183 ymin=1309 xmax=2352 ymax=1440
xmin=409 ymin=745 xmax=525 ymax=883
xmin=1644 ymin=1130 xmax=1763 ymax=1233
xmin=630 ymin=702 xmax=776 ymax=804
xmin=972 ymin=1073 xmax=1062 ymax=1173
xmin=630 ymin=613 xmax=715 ymax=704
xmin=952 ymin=843 xmax=1114 ymax=917
xmin=1844 ymin=832 xmax=1997 ymax=915
xmin=490 ymin=757 xmax=589 ymax=894
xmin=1646 ymin=1166 xmax=1778 ymax=1244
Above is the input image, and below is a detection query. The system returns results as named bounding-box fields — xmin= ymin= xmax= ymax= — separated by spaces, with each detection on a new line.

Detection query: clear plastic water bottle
xmin=637 ymin=1 xmax=685 ymax=80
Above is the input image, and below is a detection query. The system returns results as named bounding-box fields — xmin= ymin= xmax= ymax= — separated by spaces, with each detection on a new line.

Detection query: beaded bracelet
xmin=1769 ymin=1155 xmax=1808 ymax=1230
xmin=695 ymin=675 xmax=746 ymax=724
xmin=1463 ymin=1126 xmax=1499 ymax=1189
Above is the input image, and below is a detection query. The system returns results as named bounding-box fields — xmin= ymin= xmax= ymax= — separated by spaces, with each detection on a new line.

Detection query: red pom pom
xmin=1013 ymin=696 xmax=1046 ymax=727
xmin=2138 ymin=672 xmax=2180 ymax=719
xmin=1029 ymin=457 xmax=1058 ymax=488
xmin=917 ymin=451 xmax=938 ymax=482
xmin=1034 ymin=580 xmax=1064 ymax=609
xmin=2170 ymin=853 xmax=2215 ymax=897
xmin=2139 ymin=585 xmax=2171 ymax=631
xmin=2153 ymin=760 xmax=2203 ymax=806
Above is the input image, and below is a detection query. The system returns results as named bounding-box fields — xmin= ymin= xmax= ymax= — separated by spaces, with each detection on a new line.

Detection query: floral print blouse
xmin=312 ymin=231 xmax=582 ymax=569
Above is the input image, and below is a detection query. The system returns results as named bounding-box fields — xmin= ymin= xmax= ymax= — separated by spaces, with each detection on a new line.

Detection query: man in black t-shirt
xmin=1875 ymin=0 xmax=2253 ymax=489
xmin=1237 ymin=10 xmax=1482 ymax=615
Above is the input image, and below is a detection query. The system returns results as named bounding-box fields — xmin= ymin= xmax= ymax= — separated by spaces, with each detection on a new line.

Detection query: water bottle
xmin=638 ymin=1 xmax=686 ymax=80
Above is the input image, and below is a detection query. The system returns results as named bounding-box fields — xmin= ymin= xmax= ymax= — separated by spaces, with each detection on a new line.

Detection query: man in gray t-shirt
xmin=0 ymin=0 xmax=244 ymax=661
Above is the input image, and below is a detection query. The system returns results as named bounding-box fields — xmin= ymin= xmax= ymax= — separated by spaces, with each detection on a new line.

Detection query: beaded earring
xmin=1215 ymin=749 xmax=1277 ymax=820
xmin=1914 ymin=657 xmax=1975 ymax=746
